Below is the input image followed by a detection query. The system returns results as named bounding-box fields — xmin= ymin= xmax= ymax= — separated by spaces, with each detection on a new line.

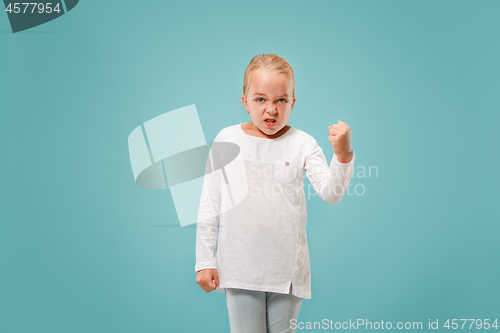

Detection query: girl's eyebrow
xmin=254 ymin=93 xmax=289 ymax=97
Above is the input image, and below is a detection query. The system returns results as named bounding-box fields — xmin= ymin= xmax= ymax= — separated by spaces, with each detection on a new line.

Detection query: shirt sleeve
xmin=194 ymin=131 xmax=224 ymax=273
xmin=304 ymin=138 xmax=356 ymax=206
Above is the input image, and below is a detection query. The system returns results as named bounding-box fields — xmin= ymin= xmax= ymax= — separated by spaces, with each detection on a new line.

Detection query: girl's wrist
xmin=336 ymin=151 xmax=353 ymax=163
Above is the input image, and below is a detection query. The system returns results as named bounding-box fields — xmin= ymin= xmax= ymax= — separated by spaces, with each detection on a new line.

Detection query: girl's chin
xmin=261 ymin=124 xmax=279 ymax=132
xmin=261 ymin=126 xmax=286 ymax=138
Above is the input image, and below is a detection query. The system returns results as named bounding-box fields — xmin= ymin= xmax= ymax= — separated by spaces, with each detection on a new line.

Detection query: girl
xmin=195 ymin=54 xmax=355 ymax=333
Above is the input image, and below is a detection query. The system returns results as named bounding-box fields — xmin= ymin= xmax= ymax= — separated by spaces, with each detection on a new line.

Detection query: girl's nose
xmin=266 ymin=104 xmax=277 ymax=114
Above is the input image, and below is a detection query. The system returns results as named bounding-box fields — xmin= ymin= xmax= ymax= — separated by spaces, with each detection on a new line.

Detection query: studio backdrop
xmin=1 ymin=1 xmax=498 ymax=332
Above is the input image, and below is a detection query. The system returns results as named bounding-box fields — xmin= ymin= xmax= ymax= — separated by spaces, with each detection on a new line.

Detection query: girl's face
xmin=241 ymin=69 xmax=296 ymax=137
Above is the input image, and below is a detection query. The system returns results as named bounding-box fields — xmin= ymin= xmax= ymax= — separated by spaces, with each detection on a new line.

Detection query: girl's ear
xmin=241 ymin=94 xmax=249 ymax=111
xmin=290 ymin=96 xmax=296 ymax=110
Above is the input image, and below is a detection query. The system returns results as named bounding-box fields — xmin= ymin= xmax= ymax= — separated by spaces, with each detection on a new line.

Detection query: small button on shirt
xmin=195 ymin=123 xmax=356 ymax=299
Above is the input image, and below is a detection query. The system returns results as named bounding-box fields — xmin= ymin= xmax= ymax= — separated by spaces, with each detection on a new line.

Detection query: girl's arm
xmin=194 ymin=133 xmax=224 ymax=273
xmin=304 ymin=137 xmax=356 ymax=206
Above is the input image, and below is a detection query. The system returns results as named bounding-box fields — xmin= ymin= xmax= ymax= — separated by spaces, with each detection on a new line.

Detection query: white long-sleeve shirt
xmin=195 ymin=123 xmax=356 ymax=299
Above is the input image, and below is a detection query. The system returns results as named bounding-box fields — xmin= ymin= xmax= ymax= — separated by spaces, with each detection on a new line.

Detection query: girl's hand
xmin=196 ymin=269 xmax=219 ymax=293
xmin=328 ymin=121 xmax=353 ymax=163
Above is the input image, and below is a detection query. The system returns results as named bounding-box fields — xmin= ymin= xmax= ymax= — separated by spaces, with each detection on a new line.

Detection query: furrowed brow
xmin=254 ymin=93 xmax=289 ymax=97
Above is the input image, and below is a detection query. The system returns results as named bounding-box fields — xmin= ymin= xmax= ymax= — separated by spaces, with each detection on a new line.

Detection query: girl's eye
xmin=255 ymin=98 xmax=287 ymax=103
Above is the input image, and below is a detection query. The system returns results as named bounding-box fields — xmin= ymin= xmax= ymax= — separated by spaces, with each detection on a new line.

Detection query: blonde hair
xmin=242 ymin=54 xmax=297 ymax=99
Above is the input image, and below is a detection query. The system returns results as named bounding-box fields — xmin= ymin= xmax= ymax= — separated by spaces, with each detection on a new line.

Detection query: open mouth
xmin=264 ymin=119 xmax=277 ymax=127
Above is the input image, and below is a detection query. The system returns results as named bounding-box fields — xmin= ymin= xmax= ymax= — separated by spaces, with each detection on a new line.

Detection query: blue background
xmin=1 ymin=0 xmax=498 ymax=332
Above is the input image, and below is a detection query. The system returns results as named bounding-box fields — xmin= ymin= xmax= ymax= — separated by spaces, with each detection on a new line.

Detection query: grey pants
xmin=225 ymin=283 xmax=303 ymax=333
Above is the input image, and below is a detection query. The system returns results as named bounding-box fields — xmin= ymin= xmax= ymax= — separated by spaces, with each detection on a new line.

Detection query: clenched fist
xmin=328 ymin=120 xmax=353 ymax=163
xmin=196 ymin=269 xmax=219 ymax=293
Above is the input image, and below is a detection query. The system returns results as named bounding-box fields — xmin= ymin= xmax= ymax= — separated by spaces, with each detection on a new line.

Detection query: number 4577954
xmin=444 ymin=319 xmax=499 ymax=330
xmin=5 ymin=3 xmax=62 ymax=14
